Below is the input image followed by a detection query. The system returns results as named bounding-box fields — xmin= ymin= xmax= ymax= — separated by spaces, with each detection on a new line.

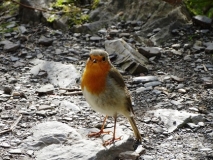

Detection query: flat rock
xmin=171 ymin=75 xmax=184 ymax=82
xmin=135 ymin=86 xmax=153 ymax=93
xmin=105 ymin=39 xmax=148 ymax=74
xmin=138 ymin=47 xmax=162 ymax=58
xmin=145 ymin=109 xmax=200 ymax=133
xmin=144 ymin=81 xmax=162 ymax=88
xmin=133 ymin=76 xmax=158 ymax=83
xmin=192 ymin=15 xmax=212 ymax=28
xmin=0 ymin=40 xmax=20 ymax=52
xmin=38 ymin=36 xmax=53 ymax=46
xmin=18 ymin=25 xmax=27 ymax=34
xmin=21 ymin=121 xmax=82 ymax=150
xmin=60 ymin=100 xmax=81 ymax=113
xmin=203 ymin=42 xmax=213 ymax=54
xmin=36 ymin=84 xmax=54 ymax=94
xmin=8 ymin=148 xmax=22 ymax=154
xmin=21 ymin=121 xmax=140 ymax=160
xmin=30 ymin=59 xmax=80 ymax=88
xmin=35 ymin=142 xmax=99 ymax=160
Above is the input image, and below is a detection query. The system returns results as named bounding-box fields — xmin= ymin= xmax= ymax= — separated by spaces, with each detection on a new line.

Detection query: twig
xmin=65 ymin=91 xmax=83 ymax=95
xmin=0 ymin=114 xmax=22 ymax=135
xmin=203 ymin=64 xmax=208 ymax=72
xmin=59 ymin=88 xmax=82 ymax=92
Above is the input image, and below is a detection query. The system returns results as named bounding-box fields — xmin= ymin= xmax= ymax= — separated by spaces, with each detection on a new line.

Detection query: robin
xmin=81 ymin=49 xmax=142 ymax=146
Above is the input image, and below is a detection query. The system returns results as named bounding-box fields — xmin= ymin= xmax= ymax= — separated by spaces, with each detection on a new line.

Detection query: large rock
xmin=136 ymin=5 xmax=190 ymax=45
xmin=145 ymin=109 xmax=204 ymax=133
xmin=0 ymin=40 xmax=20 ymax=52
xmin=21 ymin=121 xmax=82 ymax=150
xmin=89 ymin=0 xmax=190 ymax=44
xmin=21 ymin=121 xmax=143 ymax=160
xmin=192 ymin=15 xmax=212 ymax=29
xmin=105 ymin=39 xmax=148 ymax=74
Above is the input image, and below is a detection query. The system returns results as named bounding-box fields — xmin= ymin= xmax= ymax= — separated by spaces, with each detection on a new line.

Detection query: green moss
xmin=92 ymin=0 xmax=100 ymax=9
xmin=47 ymin=15 xmax=57 ymax=23
xmin=0 ymin=22 xmax=17 ymax=34
xmin=49 ymin=0 xmax=89 ymax=27
xmin=0 ymin=1 xmax=19 ymax=15
xmin=184 ymin=0 xmax=213 ymax=18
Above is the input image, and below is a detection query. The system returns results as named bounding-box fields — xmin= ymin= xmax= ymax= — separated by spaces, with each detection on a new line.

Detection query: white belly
xmin=82 ymin=87 xmax=126 ymax=116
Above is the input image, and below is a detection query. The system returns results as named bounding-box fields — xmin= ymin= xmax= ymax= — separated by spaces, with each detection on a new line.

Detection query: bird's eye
xmin=102 ymin=57 xmax=106 ymax=61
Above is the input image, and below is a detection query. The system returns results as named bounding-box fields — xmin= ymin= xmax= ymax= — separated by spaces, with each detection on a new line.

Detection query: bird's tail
xmin=128 ymin=117 xmax=142 ymax=142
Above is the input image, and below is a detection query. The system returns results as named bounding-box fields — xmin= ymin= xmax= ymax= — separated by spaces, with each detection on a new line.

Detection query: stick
xmin=65 ymin=91 xmax=83 ymax=95
xmin=0 ymin=114 xmax=22 ymax=135
xmin=203 ymin=64 xmax=208 ymax=72
xmin=59 ymin=88 xmax=82 ymax=92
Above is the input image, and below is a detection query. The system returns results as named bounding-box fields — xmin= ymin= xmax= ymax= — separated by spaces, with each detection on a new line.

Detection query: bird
xmin=81 ymin=49 xmax=142 ymax=146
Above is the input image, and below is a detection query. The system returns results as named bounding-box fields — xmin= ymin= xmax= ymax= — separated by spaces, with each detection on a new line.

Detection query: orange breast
xmin=81 ymin=61 xmax=111 ymax=95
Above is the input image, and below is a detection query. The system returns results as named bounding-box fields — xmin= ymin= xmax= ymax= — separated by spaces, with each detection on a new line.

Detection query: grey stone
xmin=21 ymin=121 xmax=82 ymax=150
xmin=175 ymin=84 xmax=184 ymax=89
xmin=184 ymin=55 xmax=192 ymax=61
xmin=203 ymin=42 xmax=213 ymax=54
xmin=38 ymin=105 xmax=53 ymax=111
xmin=60 ymin=100 xmax=80 ymax=112
xmin=30 ymin=59 xmax=80 ymax=88
xmin=153 ymin=28 xmax=161 ymax=33
xmin=18 ymin=25 xmax=27 ymax=34
xmin=4 ymin=33 xmax=11 ymax=38
xmin=0 ymin=40 xmax=20 ymax=52
xmin=170 ymin=100 xmax=181 ymax=106
xmin=8 ymin=148 xmax=22 ymax=154
xmin=178 ymin=88 xmax=186 ymax=93
xmin=170 ymin=49 xmax=182 ymax=55
xmin=144 ymin=81 xmax=161 ymax=88
xmin=55 ymin=49 xmax=62 ymax=55
xmin=200 ymin=148 xmax=212 ymax=151
xmin=136 ymin=86 xmax=153 ymax=93
xmin=119 ymin=151 xmax=139 ymax=160
xmin=171 ymin=75 xmax=184 ymax=82
xmin=38 ymin=36 xmax=53 ymax=46
xmin=6 ymin=23 xmax=16 ymax=28
xmin=10 ymin=56 xmax=19 ymax=62
xmin=90 ymin=36 xmax=102 ymax=41
xmin=192 ymin=15 xmax=212 ymax=28
xmin=133 ymin=76 xmax=158 ymax=83
xmin=138 ymin=47 xmax=162 ymax=58
xmin=36 ymin=84 xmax=54 ymax=94
xmin=187 ymin=123 xmax=199 ymax=128
xmin=0 ymin=142 xmax=11 ymax=148
xmin=140 ymin=155 xmax=154 ymax=160
xmin=145 ymin=109 xmax=199 ymax=133
xmin=119 ymin=33 xmax=131 ymax=38
xmin=172 ymin=44 xmax=181 ymax=49
xmin=105 ymin=39 xmax=148 ymax=74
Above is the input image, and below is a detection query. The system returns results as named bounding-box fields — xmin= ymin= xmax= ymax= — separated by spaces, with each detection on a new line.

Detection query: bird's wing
xmin=108 ymin=67 xmax=135 ymax=115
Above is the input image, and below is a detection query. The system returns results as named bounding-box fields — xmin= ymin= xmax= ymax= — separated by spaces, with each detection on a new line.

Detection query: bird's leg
xmin=103 ymin=115 xmax=122 ymax=146
xmin=88 ymin=115 xmax=112 ymax=138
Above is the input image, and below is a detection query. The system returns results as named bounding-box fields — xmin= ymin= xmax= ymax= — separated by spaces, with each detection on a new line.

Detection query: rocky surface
xmin=0 ymin=2 xmax=213 ymax=160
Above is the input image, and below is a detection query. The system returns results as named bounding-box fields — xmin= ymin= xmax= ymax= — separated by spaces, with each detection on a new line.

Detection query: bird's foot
xmin=103 ymin=136 xmax=122 ymax=146
xmin=88 ymin=130 xmax=112 ymax=138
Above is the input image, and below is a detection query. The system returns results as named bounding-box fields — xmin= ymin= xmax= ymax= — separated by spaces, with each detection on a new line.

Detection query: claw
xmin=88 ymin=130 xmax=112 ymax=138
xmin=102 ymin=136 xmax=122 ymax=146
